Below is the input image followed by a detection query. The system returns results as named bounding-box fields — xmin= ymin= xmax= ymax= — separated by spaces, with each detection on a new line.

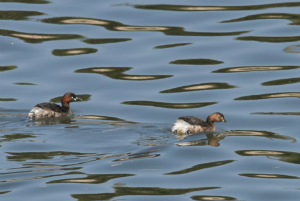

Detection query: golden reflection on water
xmin=161 ymin=82 xmax=236 ymax=93
xmin=213 ymin=66 xmax=300 ymax=73
xmin=52 ymin=48 xmax=97 ymax=56
xmin=170 ymin=58 xmax=224 ymax=65
xmin=0 ymin=29 xmax=82 ymax=43
xmin=262 ymin=77 xmax=300 ymax=86
xmin=239 ymin=173 xmax=299 ymax=179
xmin=75 ymin=67 xmax=172 ymax=81
xmin=42 ymin=17 xmax=248 ymax=37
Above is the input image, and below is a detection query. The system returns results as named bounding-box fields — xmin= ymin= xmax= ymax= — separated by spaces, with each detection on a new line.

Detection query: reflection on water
xmin=170 ymin=58 xmax=223 ymax=65
xmin=237 ymin=36 xmax=300 ymax=43
xmin=72 ymin=186 xmax=220 ymax=201
xmin=14 ymin=82 xmax=36 ymax=85
xmin=161 ymin=82 xmax=236 ymax=93
xmin=52 ymin=48 xmax=97 ymax=56
xmin=42 ymin=17 xmax=248 ymax=36
xmin=239 ymin=173 xmax=299 ymax=179
xmin=0 ymin=11 xmax=44 ymax=20
xmin=284 ymin=45 xmax=300 ymax=53
xmin=83 ymin=38 xmax=131 ymax=45
xmin=122 ymin=100 xmax=217 ymax=109
xmin=165 ymin=160 xmax=234 ymax=175
xmin=0 ymin=28 xmax=82 ymax=43
xmin=213 ymin=66 xmax=299 ymax=73
xmin=222 ymin=13 xmax=300 ymax=25
xmin=134 ymin=2 xmax=300 ymax=12
xmin=48 ymin=173 xmax=134 ymax=184
xmin=191 ymin=195 xmax=237 ymax=201
xmin=0 ymin=0 xmax=49 ymax=3
xmin=235 ymin=92 xmax=300 ymax=100
xmin=0 ymin=65 xmax=17 ymax=72
xmin=262 ymin=77 xmax=300 ymax=86
xmin=236 ymin=150 xmax=300 ymax=164
xmin=0 ymin=98 xmax=17 ymax=101
xmin=155 ymin=43 xmax=191 ymax=49
xmin=75 ymin=67 xmax=172 ymax=81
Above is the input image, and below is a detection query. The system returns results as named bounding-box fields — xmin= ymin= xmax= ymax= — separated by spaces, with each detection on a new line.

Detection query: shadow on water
xmin=75 ymin=67 xmax=172 ymax=81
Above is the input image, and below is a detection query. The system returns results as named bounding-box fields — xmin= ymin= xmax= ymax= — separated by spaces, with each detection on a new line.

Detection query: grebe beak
xmin=223 ymin=118 xmax=228 ymax=123
xmin=73 ymin=97 xmax=82 ymax=101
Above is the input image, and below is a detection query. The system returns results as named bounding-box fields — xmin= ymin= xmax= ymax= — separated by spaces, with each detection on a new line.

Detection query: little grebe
xmin=28 ymin=92 xmax=82 ymax=120
xmin=172 ymin=112 xmax=227 ymax=134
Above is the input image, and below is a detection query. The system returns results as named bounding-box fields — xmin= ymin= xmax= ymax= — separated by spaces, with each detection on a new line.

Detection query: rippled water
xmin=1 ymin=0 xmax=300 ymax=200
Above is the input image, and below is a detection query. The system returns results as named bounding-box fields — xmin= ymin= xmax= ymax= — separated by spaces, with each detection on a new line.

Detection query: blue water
xmin=1 ymin=0 xmax=300 ymax=200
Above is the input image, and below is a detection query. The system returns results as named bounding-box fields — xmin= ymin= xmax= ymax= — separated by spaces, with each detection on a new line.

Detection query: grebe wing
xmin=35 ymin=102 xmax=63 ymax=112
xmin=178 ymin=116 xmax=205 ymax=125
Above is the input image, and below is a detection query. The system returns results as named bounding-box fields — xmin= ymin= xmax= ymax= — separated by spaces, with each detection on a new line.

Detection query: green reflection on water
xmin=165 ymin=160 xmax=234 ymax=175
xmin=122 ymin=101 xmax=217 ymax=109
xmin=237 ymin=36 xmax=300 ymax=43
xmin=75 ymin=67 xmax=172 ymax=81
xmin=83 ymin=38 xmax=131 ymax=44
xmin=222 ymin=13 xmax=300 ymax=25
xmin=170 ymin=58 xmax=224 ymax=65
xmin=161 ymin=82 xmax=236 ymax=93
xmin=213 ymin=66 xmax=300 ymax=73
xmin=0 ymin=65 xmax=17 ymax=72
xmin=155 ymin=43 xmax=192 ymax=49
xmin=48 ymin=173 xmax=134 ymax=184
xmin=0 ymin=11 xmax=44 ymax=20
xmin=42 ymin=17 xmax=248 ymax=37
xmin=6 ymin=151 xmax=93 ymax=161
xmin=0 ymin=98 xmax=17 ymax=101
xmin=262 ymin=77 xmax=300 ymax=86
xmin=52 ymin=48 xmax=97 ymax=56
xmin=72 ymin=186 xmax=220 ymax=201
xmin=14 ymin=82 xmax=36 ymax=85
xmin=134 ymin=2 xmax=300 ymax=12
xmin=235 ymin=92 xmax=300 ymax=100
xmin=0 ymin=133 xmax=35 ymax=142
xmin=0 ymin=28 xmax=82 ymax=43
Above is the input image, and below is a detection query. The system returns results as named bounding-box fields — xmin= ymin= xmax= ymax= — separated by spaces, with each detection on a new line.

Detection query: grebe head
xmin=61 ymin=92 xmax=82 ymax=105
xmin=207 ymin=112 xmax=227 ymax=123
